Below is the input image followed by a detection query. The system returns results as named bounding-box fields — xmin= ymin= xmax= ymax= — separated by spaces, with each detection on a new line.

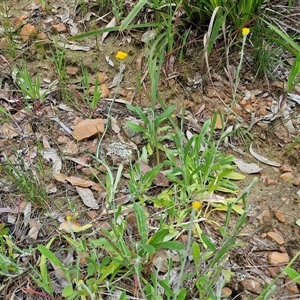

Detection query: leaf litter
xmin=0 ymin=0 xmax=300 ymax=299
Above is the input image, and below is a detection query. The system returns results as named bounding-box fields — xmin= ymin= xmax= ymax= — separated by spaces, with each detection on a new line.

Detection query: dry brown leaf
xmin=214 ymin=114 xmax=223 ymax=130
xmin=53 ymin=172 xmax=68 ymax=182
xmin=65 ymin=176 xmax=103 ymax=191
xmin=101 ymin=84 xmax=110 ymax=98
xmin=75 ymin=186 xmax=99 ymax=209
xmin=42 ymin=135 xmax=51 ymax=148
xmin=1 ymin=123 xmax=19 ymax=138
xmin=73 ymin=118 xmax=104 ymax=141
xmin=111 ymin=117 xmax=120 ymax=134
xmin=153 ymin=249 xmax=169 ymax=273
xmin=20 ymin=24 xmax=38 ymax=42
xmin=59 ymin=219 xmax=90 ymax=232
xmin=153 ymin=172 xmax=169 ymax=187
xmin=13 ymin=16 xmax=25 ymax=29
xmin=28 ymin=220 xmax=41 ymax=240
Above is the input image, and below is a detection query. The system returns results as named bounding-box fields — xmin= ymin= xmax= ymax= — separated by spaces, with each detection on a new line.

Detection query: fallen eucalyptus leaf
xmin=288 ymin=93 xmax=300 ymax=105
xmin=249 ymin=143 xmax=281 ymax=167
xmin=234 ymin=158 xmax=262 ymax=174
xmin=42 ymin=148 xmax=62 ymax=173
xmin=102 ymin=17 xmax=116 ymax=42
xmin=75 ymin=186 xmax=99 ymax=209
xmin=59 ymin=220 xmax=92 ymax=232
xmin=57 ymin=42 xmax=91 ymax=51
xmin=105 ymin=56 xmax=114 ymax=67
xmin=141 ymin=29 xmax=156 ymax=43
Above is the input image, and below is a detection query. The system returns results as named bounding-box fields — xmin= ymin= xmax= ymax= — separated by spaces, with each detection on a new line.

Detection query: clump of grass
xmin=1 ymin=152 xmax=48 ymax=207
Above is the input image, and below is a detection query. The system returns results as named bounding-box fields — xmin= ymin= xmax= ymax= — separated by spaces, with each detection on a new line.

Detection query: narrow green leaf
xmin=159 ymin=280 xmax=174 ymax=297
xmin=287 ymin=52 xmax=300 ymax=92
xmin=134 ymin=202 xmax=148 ymax=243
xmin=125 ymin=121 xmax=147 ymax=133
xmin=201 ymin=233 xmax=216 ymax=252
xmin=99 ymin=261 xmax=121 ymax=281
xmin=148 ymin=229 xmax=169 ymax=246
xmin=155 ymin=241 xmax=185 ymax=251
xmin=119 ymin=0 xmax=148 ymax=31
xmin=192 ymin=241 xmax=201 ymax=266
xmin=263 ymin=20 xmax=300 ymax=53
xmin=223 ymin=171 xmax=245 ymax=180
xmin=177 ymin=288 xmax=187 ymax=300
xmin=38 ymin=245 xmax=63 ymax=268
xmin=284 ymin=267 xmax=300 ymax=284
xmin=140 ymin=243 xmax=156 ymax=254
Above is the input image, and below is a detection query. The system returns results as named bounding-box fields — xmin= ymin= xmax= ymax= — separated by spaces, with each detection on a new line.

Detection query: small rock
xmin=37 ymin=32 xmax=47 ymax=40
xmin=274 ymin=210 xmax=285 ymax=223
xmin=178 ymin=234 xmax=188 ymax=244
xmin=221 ymin=287 xmax=232 ymax=296
xmin=267 ymin=266 xmax=283 ymax=278
xmin=257 ymin=209 xmax=271 ymax=224
xmin=259 ymin=107 xmax=267 ymax=115
xmin=20 ymin=24 xmax=38 ymax=42
xmin=241 ymin=279 xmax=263 ymax=294
xmin=126 ymin=91 xmax=133 ymax=101
xmin=81 ymin=167 xmax=99 ymax=176
xmin=240 ymin=99 xmax=247 ymax=106
xmin=64 ymin=141 xmax=78 ymax=155
xmin=73 ymin=119 xmax=104 ymax=141
xmin=268 ymin=252 xmax=289 ymax=266
xmin=51 ymin=23 xmax=67 ymax=33
xmin=244 ymin=104 xmax=254 ymax=112
xmin=279 ymin=166 xmax=292 ymax=173
xmin=292 ymin=177 xmax=300 ymax=186
xmin=0 ymin=37 xmax=10 ymax=49
xmin=116 ymin=87 xmax=128 ymax=97
xmin=266 ymin=232 xmax=285 ymax=245
xmin=285 ymin=279 xmax=299 ymax=295
xmin=66 ymin=66 xmax=79 ymax=75
xmin=183 ymin=99 xmax=196 ymax=109
xmin=279 ymin=172 xmax=293 ymax=182
xmin=265 ymin=178 xmax=277 ymax=186
xmin=57 ymin=136 xmax=69 ymax=144
xmin=13 ymin=16 xmax=25 ymax=29
xmin=97 ymin=72 xmax=109 ymax=83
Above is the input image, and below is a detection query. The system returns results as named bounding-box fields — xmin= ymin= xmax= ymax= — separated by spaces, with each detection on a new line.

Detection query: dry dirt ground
xmin=0 ymin=0 xmax=300 ymax=299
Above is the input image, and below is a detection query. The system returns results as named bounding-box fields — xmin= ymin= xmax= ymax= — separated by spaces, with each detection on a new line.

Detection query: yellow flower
xmin=66 ymin=215 xmax=72 ymax=221
xmin=115 ymin=51 xmax=128 ymax=60
xmin=192 ymin=201 xmax=202 ymax=210
xmin=242 ymin=28 xmax=250 ymax=36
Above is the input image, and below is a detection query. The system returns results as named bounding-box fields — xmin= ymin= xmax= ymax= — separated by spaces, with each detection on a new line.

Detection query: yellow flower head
xmin=192 ymin=201 xmax=202 ymax=210
xmin=242 ymin=28 xmax=250 ymax=36
xmin=66 ymin=215 xmax=72 ymax=221
xmin=116 ymin=51 xmax=128 ymax=60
